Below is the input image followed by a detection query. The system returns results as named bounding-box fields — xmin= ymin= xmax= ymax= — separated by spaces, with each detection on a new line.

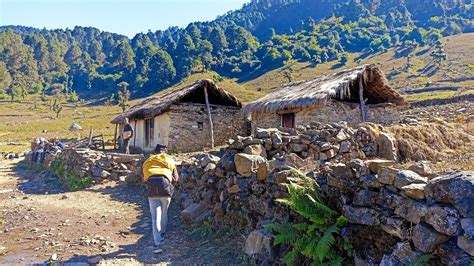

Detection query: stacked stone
xmin=321 ymin=159 xmax=473 ymax=264
xmin=58 ymin=148 xmax=144 ymax=184
xmin=178 ymin=122 xmax=378 ymax=229
xmin=176 ymin=122 xmax=474 ymax=264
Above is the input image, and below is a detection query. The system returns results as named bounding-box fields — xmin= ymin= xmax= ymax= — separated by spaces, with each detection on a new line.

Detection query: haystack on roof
xmin=244 ymin=64 xmax=405 ymax=113
xmin=112 ymin=79 xmax=242 ymax=124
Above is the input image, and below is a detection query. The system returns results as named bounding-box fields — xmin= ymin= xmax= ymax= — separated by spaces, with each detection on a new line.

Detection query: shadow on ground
xmin=59 ymin=182 xmax=245 ymax=264
xmin=13 ymin=162 xmax=67 ymax=195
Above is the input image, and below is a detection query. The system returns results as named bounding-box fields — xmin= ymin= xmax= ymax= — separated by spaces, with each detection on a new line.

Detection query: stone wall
xmin=57 ymin=149 xmax=144 ymax=184
xmin=176 ymin=122 xmax=473 ymax=264
xmin=167 ymin=103 xmax=249 ymax=153
xmin=251 ymin=100 xmax=401 ymax=133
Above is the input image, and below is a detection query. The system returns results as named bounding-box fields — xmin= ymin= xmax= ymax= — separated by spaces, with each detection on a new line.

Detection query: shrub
xmin=266 ymin=171 xmax=352 ymax=265
xmin=50 ymin=159 xmax=91 ymax=191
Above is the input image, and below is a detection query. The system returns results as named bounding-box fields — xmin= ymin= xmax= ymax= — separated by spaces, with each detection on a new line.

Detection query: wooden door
xmin=281 ymin=113 xmax=295 ymax=128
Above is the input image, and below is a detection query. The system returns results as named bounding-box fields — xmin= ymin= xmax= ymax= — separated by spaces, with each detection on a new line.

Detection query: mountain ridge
xmin=0 ymin=0 xmax=472 ymax=101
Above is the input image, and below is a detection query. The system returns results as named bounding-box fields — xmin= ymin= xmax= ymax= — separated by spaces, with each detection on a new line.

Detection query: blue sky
xmin=0 ymin=0 xmax=250 ymax=37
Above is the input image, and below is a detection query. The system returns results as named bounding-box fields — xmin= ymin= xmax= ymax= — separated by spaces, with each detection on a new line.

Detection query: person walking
xmin=142 ymin=144 xmax=179 ymax=248
xmin=122 ymin=118 xmax=133 ymax=154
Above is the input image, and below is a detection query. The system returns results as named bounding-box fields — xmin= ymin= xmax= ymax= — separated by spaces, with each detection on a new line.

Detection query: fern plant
xmin=266 ymin=172 xmax=352 ymax=265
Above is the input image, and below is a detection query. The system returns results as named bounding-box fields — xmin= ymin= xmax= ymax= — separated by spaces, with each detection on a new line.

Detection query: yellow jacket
xmin=142 ymin=153 xmax=176 ymax=183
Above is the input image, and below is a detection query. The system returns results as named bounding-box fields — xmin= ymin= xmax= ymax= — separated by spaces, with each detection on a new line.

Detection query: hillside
xmin=1 ymin=32 xmax=472 ymax=154
xmin=0 ymin=0 xmax=473 ymax=102
xmin=243 ymin=33 xmax=474 ymax=102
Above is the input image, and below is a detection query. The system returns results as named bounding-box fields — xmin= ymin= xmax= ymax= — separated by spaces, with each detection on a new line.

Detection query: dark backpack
xmin=145 ymin=175 xmax=174 ymax=197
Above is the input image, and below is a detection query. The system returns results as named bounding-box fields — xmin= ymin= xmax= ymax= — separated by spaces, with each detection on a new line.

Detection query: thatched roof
xmin=244 ymin=64 xmax=406 ymax=113
xmin=112 ymin=79 xmax=242 ymax=124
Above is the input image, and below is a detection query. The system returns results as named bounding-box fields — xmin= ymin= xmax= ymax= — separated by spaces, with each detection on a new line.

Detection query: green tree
xmin=0 ymin=30 xmax=40 ymax=90
xmin=117 ymin=81 xmax=130 ymax=113
xmin=339 ymin=52 xmax=349 ymax=66
xmin=52 ymin=98 xmax=63 ymax=118
xmin=430 ymin=40 xmax=447 ymax=66
xmin=147 ymin=50 xmax=176 ymax=89
xmin=210 ymin=27 xmax=228 ymax=56
xmin=0 ymin=62 xmax=12 ymax=90
xmin=6 ymin=86 xmax=21 ymax=102
xmin=68 ymin=90 xmax=79 ymax=103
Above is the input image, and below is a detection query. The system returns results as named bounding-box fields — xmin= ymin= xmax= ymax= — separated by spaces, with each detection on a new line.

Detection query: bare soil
xmin=0 ymin=159 xmax=244 ymax=265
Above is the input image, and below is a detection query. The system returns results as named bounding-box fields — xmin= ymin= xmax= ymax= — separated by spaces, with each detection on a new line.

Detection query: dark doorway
xmin=281 ymin=113 xmax=295 ymax=128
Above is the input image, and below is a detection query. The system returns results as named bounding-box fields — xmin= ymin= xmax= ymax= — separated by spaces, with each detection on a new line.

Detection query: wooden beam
xmin=204 ymin=85 xmax=215 ymax=149
xmin=359 ymin=77 xmax=367 ymax=123
xmin=113 ymin=123 xmax=118 ymax=150
xmin=133 ymin=121 xmax=137 ymax=148
xmin=88 ymin=128 xmax=93 ymax=146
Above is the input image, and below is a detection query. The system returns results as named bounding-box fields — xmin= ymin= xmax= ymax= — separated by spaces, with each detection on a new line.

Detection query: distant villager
xmin=122 ymin=118 xmax=134 ymax=154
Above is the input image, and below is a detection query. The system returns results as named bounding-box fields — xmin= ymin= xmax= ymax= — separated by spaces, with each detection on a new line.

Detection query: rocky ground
xmin=0 ymin=159 xmax=244 ymax=265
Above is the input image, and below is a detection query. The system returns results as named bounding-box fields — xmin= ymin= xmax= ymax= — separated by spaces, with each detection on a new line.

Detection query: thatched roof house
xmin=244 ymin=64 xmax=405 ymax=130
xmin=111 ymin=79 xmax=246 ymax=153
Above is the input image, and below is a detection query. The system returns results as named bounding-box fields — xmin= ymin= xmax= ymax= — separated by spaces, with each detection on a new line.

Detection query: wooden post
xmin=359 ymin=77 xmax=367 ymax=123
xmin=133 ymin=120 xmax=137 ymax=148
xmin=203 ymin=85 xmax=215 ymax=149
xmin=113 ymin=123 xmax=118 ymax=150
xmin=88 ymin=128 xmax=93 ymax=146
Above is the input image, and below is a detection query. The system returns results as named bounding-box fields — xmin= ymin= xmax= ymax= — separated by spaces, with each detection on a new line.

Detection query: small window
xmin=145 ymin=118 xmax=154 ymax=147
xmin=281 ymin=113 xmax=295 ymax=128
xmin=197 ymin=122 xmax=204 ymax=130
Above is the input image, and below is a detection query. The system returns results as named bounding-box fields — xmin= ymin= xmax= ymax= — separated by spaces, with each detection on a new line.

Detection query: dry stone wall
xmin=56 ymin=149 xmax=144 ymax=184
xmin=176 ymin=122 xmax=473 ymax=264
xmin=251 ymin=100 xmax=401 ymax=133
xmin=167 ymin=103 xmax=249 ymax=152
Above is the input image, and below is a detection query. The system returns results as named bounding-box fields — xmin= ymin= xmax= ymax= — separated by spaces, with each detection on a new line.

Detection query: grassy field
xmin=1 ymin=33 xmax=472 ymax=153
xmin=0 ymin=101 xmax=121 ymax=153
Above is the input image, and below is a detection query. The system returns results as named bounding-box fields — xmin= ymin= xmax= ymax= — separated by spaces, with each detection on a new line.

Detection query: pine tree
xmin=117 ymin=81 xmax=130 ymax=113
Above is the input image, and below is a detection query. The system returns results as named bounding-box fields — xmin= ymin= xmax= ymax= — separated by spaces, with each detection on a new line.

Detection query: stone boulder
xmin=343 ymin=205 xmax=380 ymax=226
xmin=408 ymin=162 xmax=433 ymax=177
xmin=377 ymin=167 xmax=398 ymax=185
xmin=425 ymin=206 xmax=461 ymax=236
xmin=394 ymin=170 xmax=427 ymax=189
xmin=424 ymin=172 xmax=474 ymax=216
xmin=245 ymin=229 xmax=274 ymax=260
xmin=234 ymin=153 xmax=267 ymax=178
xmin=457 ymin=236 xmax=474 ymax=256
xmin=401 ymin=183 xmax=426 ymax=200
xmin=181 ymin=203 xmax=208 ymax=224
xmin=244 ymin=144 xmax=267 ymax=158
xmin=377 ymin=132 xmax=397 ymax=161
xmin=412 ymin=223 xmax=450 ymax=252
xmin=367 ymin=159 xmax=395 ymax=174
xmin=200 ymin=154 xmax=220 ymax=168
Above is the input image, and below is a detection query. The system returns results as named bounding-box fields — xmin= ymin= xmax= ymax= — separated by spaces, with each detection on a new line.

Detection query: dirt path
xmin=0 ymin=159 xmax=244 ymax=265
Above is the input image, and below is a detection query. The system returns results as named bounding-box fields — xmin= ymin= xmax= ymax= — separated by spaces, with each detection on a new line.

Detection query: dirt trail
xmin=0 ymin=159 xmax=243 ymax=265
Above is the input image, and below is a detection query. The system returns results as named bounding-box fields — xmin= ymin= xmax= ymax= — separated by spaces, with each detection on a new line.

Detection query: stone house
xmin=244 ymin=64 xmax=406 ymax=131
xmin=111 ymin=79 xmax=246 ymax=153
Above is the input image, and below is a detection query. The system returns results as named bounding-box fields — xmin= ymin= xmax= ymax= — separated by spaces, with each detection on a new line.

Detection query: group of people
xmin=31 ymin=137 xmax=65 ymax=163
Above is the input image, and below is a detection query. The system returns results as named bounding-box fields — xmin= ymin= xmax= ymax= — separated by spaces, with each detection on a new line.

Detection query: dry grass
xmin=386 ymin=119 xmax=473 ymax=162
xmin=0 ymin=101 xmax=121 ymax=153
xmin=243 ymin=33 xmax=474 ymax=103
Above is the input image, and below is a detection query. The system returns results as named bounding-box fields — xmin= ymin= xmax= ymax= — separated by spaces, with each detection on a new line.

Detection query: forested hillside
xmin=0 ymin=0 xmax=472 ymax=101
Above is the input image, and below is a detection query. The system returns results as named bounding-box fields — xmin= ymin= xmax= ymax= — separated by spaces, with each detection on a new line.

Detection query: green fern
xmin=410 ymin=254 xmax=434 ymax=266
xmin=266 ymin=170 xmax=352 ymax=265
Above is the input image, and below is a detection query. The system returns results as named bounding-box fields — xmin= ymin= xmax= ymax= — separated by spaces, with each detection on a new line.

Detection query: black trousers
xmin=123 ymin=138 xmax=130 ymax=154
